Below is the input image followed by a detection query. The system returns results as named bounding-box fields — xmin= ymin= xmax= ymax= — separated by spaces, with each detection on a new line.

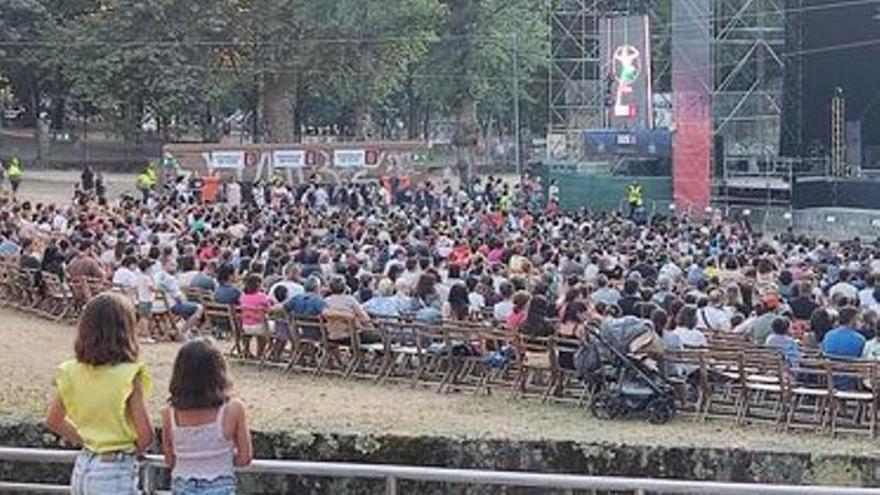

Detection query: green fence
xmin=548 ymin=171 xmax=674 ymax=213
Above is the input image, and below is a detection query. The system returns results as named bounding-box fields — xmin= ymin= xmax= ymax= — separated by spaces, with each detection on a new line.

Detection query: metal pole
xmin=386 ymin=475 xmax=398 ymax=495
xmin=512 ymin=33 xmax=522 ymax=177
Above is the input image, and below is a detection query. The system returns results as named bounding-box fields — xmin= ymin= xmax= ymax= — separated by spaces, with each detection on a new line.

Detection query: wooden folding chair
xmin=509 ymin=334 xmax=554 ymax=401
xmin=285 ymin=314 xmax=323 ymax=373
xmin=40 ymin=272 xmax=75 ymax=322
xmin=544 ymin=335 xmax=591 ymax=405
xmin=316 ymin=312 xmax=357 ymax=377
xmin=734 ymin=351 xmax=786 ymax=428
xmin=203 ymin=300 xmax=242 ymax=356
xmin=700 ymin=349 xmax=744 ymax=422
xmin=662 ymin=348 xmax=707 ymax=416
xmin=784 ymin=358 xmax=832 ymax=433
xmin=828 ymin=361 xmax=878 ymax=437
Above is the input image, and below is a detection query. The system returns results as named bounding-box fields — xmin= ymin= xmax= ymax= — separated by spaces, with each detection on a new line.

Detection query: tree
xmin=430 ymin=0 xmax=547 ymax=187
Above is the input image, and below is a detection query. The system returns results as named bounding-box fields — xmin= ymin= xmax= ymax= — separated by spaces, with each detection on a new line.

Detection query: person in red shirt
xmin=449 ymin=241 xmax=472 ymax=268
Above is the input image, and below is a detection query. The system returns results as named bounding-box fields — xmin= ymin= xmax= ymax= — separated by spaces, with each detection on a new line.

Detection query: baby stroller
xmin=575 ymin=317 xmax=677 ymax=424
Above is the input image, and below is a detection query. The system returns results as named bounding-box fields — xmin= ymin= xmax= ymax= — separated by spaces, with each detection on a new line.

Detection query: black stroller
xmin=575 ymin=317 xmax=678 ymax=424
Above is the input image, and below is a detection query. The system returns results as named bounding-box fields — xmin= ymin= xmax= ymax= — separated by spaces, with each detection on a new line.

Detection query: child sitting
xmin=765 ymin=316 xmax=800 ymax=368
xmin=239 ymin=274 xmax=272 ymax=359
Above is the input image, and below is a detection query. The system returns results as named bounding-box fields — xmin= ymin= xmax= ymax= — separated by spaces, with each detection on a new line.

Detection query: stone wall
xmin=2 ymin=419 xmax=879 ymax=494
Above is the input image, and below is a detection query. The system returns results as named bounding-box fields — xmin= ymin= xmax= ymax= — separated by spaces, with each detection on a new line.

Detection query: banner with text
xmin=334 ymin=149 xmax=366 ymax=168
xmin=273 ymin=150 xmax=306 ymax=169
xmin=210 ymin=151 xmax=245 ymax=170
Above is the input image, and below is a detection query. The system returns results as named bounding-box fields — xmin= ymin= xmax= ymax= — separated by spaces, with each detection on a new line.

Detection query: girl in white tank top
xmin=162 ymin=339 xmax=253 ymax=494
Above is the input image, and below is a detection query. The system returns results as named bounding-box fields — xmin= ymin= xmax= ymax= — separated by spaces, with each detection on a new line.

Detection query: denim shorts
xmin=171 ymin=301 xmax=201 ymax=319
xmin=172 ymin=475 xmax=236 ymax=495
xmin=71 ymin=451 xmax=138 ymax=495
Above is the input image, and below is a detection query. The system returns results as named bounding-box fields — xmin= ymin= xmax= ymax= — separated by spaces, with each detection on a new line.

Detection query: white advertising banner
xmin=210 ymin=151 xmax=245 ymax=170
xmin=334 ymin=149 xmax=366 ymax=168
xmin=273 ymin=150 xmax=306 ymax=169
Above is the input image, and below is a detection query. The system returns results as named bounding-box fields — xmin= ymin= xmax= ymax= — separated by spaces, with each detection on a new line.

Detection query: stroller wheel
xmin=646 ymin=396 xmax=676 ymax=425
xmin=590 ymin=391 xmax=622 ymax=420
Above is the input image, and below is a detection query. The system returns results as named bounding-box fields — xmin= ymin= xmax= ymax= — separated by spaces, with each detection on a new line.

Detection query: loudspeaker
xmin=713 ymin=134 xmax=725 ymax=179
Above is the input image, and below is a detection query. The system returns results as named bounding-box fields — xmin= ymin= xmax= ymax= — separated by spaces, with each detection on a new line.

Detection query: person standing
xmin=81 ymin=165 xmax=95 ymax=194
xmin=162 ymin=338 xmax=252 ymax=495
xmin=45 ymin=293 xmax=154 ymax=495
xmin=7 ymin=156 xmax=22 ymax=197
xmin=625 ymin=180 xmax=643 ymax=220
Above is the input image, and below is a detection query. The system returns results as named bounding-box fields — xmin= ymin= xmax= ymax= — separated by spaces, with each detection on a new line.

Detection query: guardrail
xmin=2 ymin=447 xmax=880 ymax=495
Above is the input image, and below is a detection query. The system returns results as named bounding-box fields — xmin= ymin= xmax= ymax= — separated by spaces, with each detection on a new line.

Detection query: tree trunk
xmin=51 ymin=97 xmax=65 ymax=131
xmin=406 ymin=77 xmax=419 ymax=140
xmin=262 ymin=70 xmax=298 ymax=144
xmin=352 ymin=99 xmax=370 ymax=141
xmin=453 ymin=94 xmax=478 ymax=191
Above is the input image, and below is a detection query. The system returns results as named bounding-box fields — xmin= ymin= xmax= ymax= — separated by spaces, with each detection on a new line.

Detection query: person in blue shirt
xmin=212 ymin=264 xmax=241 ymax=305
xmin=0 ymin=230 xmax=20 ymax=256
xmin=822 ymin=307 xmax=866 ymax=359
xmin=822 ymin=306 xmax=866 ymax=390
xmin=283 ymin=276 xmax=327 ymax=340
xmin=765 ymin=317 xmax=799 ymax=368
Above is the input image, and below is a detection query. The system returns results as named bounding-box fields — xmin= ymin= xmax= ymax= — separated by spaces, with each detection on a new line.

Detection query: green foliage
xmin=0 ymin=0 xmax=549 ymax=142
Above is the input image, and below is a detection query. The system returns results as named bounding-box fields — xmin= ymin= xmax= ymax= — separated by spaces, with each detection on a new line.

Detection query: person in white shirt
xmin=695 ymin=290 xmax=732 ymax=332
xmin=858 ymin=273 xmax=879 ymax=309
xmin=112 ymin=256 xmax=140 ymax=290
xmin=269 ymin=264 xmax=305 ymax=302
xmin=829 ymin=270 xmax=859 ymax=305
xmin=671 ymin=305 xmax=708 ymax=348
xmin=493 ymin=282 xmax=515 ymax=321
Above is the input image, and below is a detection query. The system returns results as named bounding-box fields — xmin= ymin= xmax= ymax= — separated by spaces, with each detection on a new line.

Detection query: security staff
xmin=626 ymin=181 xmax=643 ymax=219
xmin=7 ymin=157 xmax=23 ymax=196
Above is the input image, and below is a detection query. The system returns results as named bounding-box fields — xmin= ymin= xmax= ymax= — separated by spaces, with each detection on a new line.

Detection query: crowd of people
xmin=3 ymin=169 xmax=880 ymax=365
xmin=3 ymin=166 xmax=880 ymax=493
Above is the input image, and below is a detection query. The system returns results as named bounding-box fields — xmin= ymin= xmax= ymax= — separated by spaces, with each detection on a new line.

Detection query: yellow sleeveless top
xmin=55 ymin=360 xmax=152 ymax=453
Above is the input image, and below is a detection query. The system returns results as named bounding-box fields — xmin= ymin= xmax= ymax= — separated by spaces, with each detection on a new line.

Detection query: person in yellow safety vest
xmin=626 ymin=181 xmax=643 ymax=219
xmin=7 ymin=157 xmax=23 ymax=196
xmin=136 ymin=168 xmax=155 ymax=202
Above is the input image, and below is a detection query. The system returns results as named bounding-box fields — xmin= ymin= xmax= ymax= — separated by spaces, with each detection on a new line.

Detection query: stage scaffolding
xmin=548 ymin=0 xmax=803 ymax=168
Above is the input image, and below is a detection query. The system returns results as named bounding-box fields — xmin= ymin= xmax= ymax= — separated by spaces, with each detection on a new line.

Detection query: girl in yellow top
xmin=46 ymin=292 xmax=154 ymax=495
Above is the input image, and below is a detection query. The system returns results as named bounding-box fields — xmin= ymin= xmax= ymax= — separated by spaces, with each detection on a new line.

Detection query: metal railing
xmin=2 ymin=447 xmax=880 ymax=494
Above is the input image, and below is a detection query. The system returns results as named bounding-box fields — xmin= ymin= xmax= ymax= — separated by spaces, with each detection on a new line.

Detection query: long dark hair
xmin=169 ymin=338 xmax=231 ymax=410
xmin=522 ymin=295 xmax=553 ymax=337
xmin=447 ymin=283 xmax=469 ymax=320
xmin=75 ymin=292 xmax=139 ymax=366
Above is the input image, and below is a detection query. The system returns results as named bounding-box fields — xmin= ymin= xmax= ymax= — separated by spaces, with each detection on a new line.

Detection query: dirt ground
xmin=1 ymin=308 xmax=879 ymax=457
xmin=13 ymin=170 xmax=137 ymax=205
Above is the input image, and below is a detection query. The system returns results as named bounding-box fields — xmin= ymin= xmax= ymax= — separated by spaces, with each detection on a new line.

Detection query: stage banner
xmin=273 ymin=150 xmax=306 ymax=169
xmin=210 ymin=151 xmax=245 ymax=170
xmin=334 ymin=149 xmax=366 ymax=168
xmin=600 ymin=15 xmax=653 ymax=130
xmin=672 ymin=0 xmax=712 ymax=210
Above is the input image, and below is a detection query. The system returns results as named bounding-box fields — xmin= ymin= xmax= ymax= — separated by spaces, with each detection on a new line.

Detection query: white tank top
xmin=171 ymin=403 xmax=235 ymax=481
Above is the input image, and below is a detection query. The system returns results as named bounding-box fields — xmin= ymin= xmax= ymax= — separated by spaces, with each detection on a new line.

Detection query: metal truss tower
xmin=710 ymin=0 xmax=787 ymax=159
xmin=547 ymin=0 xmax=664 ymax=163
xmin=548 ymin=0 xmax=603 ymax=162
xmin=780 ymin=0 xmax=804 ymax=157
xmin=548 ymin=0 xmax=801 ymax=166
xmin=830 ymin=87 xmax=846 ymax=177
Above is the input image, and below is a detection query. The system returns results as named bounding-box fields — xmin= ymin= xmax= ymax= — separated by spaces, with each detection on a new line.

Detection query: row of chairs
xmin=666 ymin=333 xmax=880 ymax=437
xmin=206 ymin=309 xmax=593 ymax=405
xmin=0 ymin=262 xmax=103 ymax=322
xmin=3 ymin=258 xmax=877 ymax=437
